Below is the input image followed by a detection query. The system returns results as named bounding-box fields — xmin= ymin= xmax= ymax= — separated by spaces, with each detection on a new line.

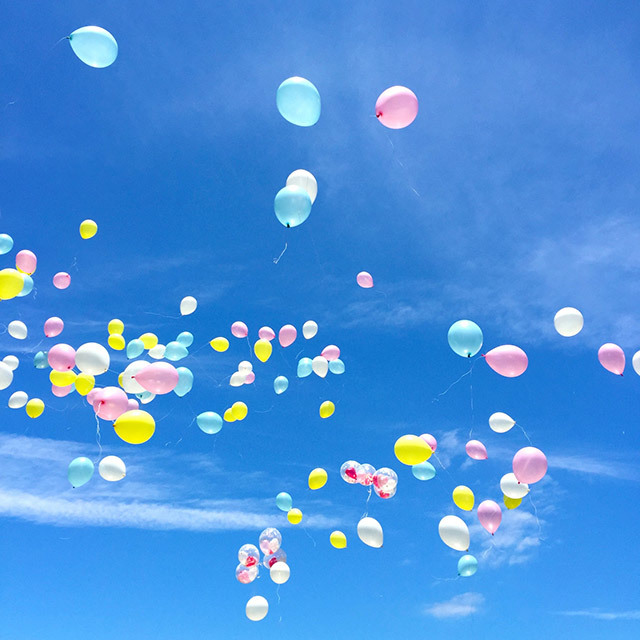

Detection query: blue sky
xmin=1 ymin=1 xmax=640 ymax=638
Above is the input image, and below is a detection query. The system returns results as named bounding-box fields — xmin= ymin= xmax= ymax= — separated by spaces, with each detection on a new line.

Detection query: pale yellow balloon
xmin=503 ymin=494 xmax=522 ymax=510
xmin=231 ymin=401 xmax=248 ymax=421
xmin=108 ymin=318 xmax=124 ymax=335
xmin=223 ymin=408 xmax=236 ymax=422
xmin=108 ymin=334 xmax=125 ymax=350
xmin=25 ymin=398 xmax=44 ymax=418
xmin=330 ymin=530 xmax=347 ymax=549
xmin=75 ymin=373 xmax=95 ymax=396
xmin=452 ymin=485 xmax=475 ymax=511
xmin=113 ymin=410 xmax=155 ymax=445
xmin=139 ymin=333 xmax=158 ymax=349
xmin=50 ymin=369 xmax=77 ymax=387
xmin=210 ymin=337 xmax=229 ymax=352
xmin=79 ymin=219 xmax=98 ymax=239
xmin=287 ymin=508 xmax=303 ymax=525
xmin=308 ymin=467 xmax=328 ymax=490
xmin=394 ymin=435 xmax=432 ymax=465
xmin=0 ymin=268 xmax=24 ymax=300
xmin=254 ymin=339 xmax=272 ymax=363
xmin=319 ymin=401 xmax=335 ymax=418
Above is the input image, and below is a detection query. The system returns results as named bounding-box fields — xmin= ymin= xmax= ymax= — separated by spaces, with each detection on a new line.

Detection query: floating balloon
xmin=99 ymin=455 xmax=126 ymax=481
xmin=598 ymin=343 xmax=625 ymax=375
xmin=16 ymin=274 xmax=33 ymax=297
xmin=357 ymin=463 xmax=376 ymax=486
xmin=8 ymin=320 xmax=27 ymax=340
xmin=15 ymin=250 xmax=37 ymax=275
xmin=452 ymin=486 xmax=475 ymax=511
xmin=127 ymin=399 xmax=139 ymax=411
xmin=357 ymin=516 xmax=383 ymax=548
xmin=258 ymin=326 xmax=276 ymax=341
xmin=372 ymin=467 xmax=398 ymax=499
xmin=489 ymin=412 xmax=515 ymax=433
xmin=270 ymin=561 xmax=290 ymax=584
xmin=3 ymin=355 xmax=19 ymax=371
xmin=50 ymin=369 xmax=77 ymax=387
xmin=68 ymin=457 xmax=94 ymax=488
xmin=420 ymin=433 xmax=437 ymax=452
xmin=287 ymin=508 xmax=302 ymax=524
xmin=162 ymin=341 xmax=187 ymax=362
xmin=262 ymin=548 xmax=287 ymax=569
xmin=0 ymin=268 xmax=24 ymax=299
xmin=465 ymin=440 xmax=488 ymax=460
xmin=52 ymin=383 xmax=73 ymax=398
xmin=245 ymin=595 xmax=269 ymax=622
xmin=8 ymin=391 xmax=28 ymax=408
xmin=394 ymin=434 xmax=432 ymax=465
xmin=79 ymin=219 xmax=98 ymax=239
xmin=438 ymin=515 xmax=470 ymax=551
xmin=176 ymin=296 xmax=197 ymax=316
xmin=286 ymin=169 xmax=317 ymax=203
xmin=274 ymin=185 xmax=312 ymax=228
xmin=308 ymin=467 xmax=327 ymax=490
xmin=512 ymin=447 xmax=548 ymax=484
xmin=503 ymin=495 xmax=522 ymax=510
xmin=75 ymin=342 xmax=110 ymax=376
xmin=412 ymin=461 xmax=436 ymax=481
xmin=48 ymin=344 xmax=76 ymax=371
xmin=0 ymin=233 xmax=13 ymax=254
xmin=238 ymin=544 xmax=260 ymax=567
xmin=126 ymin=339 xmax=145 ymax=359
xmin=33 ymin=351 xmax=48 ymax=369
xmin=448 ymin=320 xmax=483 ymax=358
xmin=340 ymin=461 xmax=359 ymax=484
xmin=254 ymin=339 xmax=272 ymax=363
xmin=25 ymin=398 xmax=44 ymax=418
xmin=329 ymin=358 xmax=345 ymax=374
xmin=69 ymin=26 xmax=118 ymax=68
xmin=231 ymin=401 xmax=248 ymax=420
xmin=236 ymin=563 xmax=258 ymax=584
xmin=230 ymin=321 xmax=247 ymax=338
xmin=108 ymin=334 xmax=126 ymax=351
xmin=134 ymin=362 xmax=179 ymax=394
xmin=484 ymin=345 xmax=528 ymax=377
xmin=0 ymin=364 xmax=14 ymax=391
xmin=139 ymin=333 xmax=158 ymax=350
xmin=229 ymin=372 xmax=245 ymax=387
xmin=174 ymin=367 xmax=194 ymax=397
xmin=330 ymin=531 xmax=347 ymax=549
xmin=319 ymin=400 xmax=334 ymax=418
xmin=302 ymin=320 xmax=318 ymax=339
xmin=356 ymin=271 xmax=374 ymax=288
xmin=458 ymin=554 xmax=478 ymax=577
xmin=312 ymin=356 xmax=329 ymax=377
xmin=210 ymin=337 xmax=229 ymax=352
xmin=500 ymin=472 xmax=529 ymax=499
xmin=197 ymin=411 xmax=222 ymax=434
xmin=258 ymin=527 xmax=282 ymax=555
xmin=477 ymin=500 xmax=502 ymax=535
xmin=94 ymin=387 xmax=129 ymax=420
xmin=176 ymin=331 xmax=194 ymax=348
xmin=244 ymin=371 xmax=255 ymax=385
xmin=52 ymin=272 xmax=71 ymax=289
xmin=276 ymin=76 xmax=321 ymax=127
xmin=375 ymin=86 xmax=418 ymax=129
xmin=276 ymin=492 xmax=293 ymax=512
xmin=121 ymin=360 xmax=149 ymax=394
xmin=321 ymin=345 xmax=340 ymax=361
xmin=107 ymin=319 xmax=124 ymax=335
xmin=113 ymin=410 xmax=155 ymax=444
xmin=43 ymin=317 xmax=64 ymax=338
xmin=238 ymin=361 xmax=253 ymax=375
xmin=273 ymin=376 xmax=289 ymax=394
xmin=554 ymin=307 xmax=584 ymax=337
xmin=297 ymin=357 xmax=313 ymax=377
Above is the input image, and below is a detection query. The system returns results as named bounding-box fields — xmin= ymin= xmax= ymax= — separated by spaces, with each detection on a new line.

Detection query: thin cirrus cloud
xmin=423 ymin=592 xmax=485 ymax=619
xmin=556 ymin=609 xmax=640 ymax=621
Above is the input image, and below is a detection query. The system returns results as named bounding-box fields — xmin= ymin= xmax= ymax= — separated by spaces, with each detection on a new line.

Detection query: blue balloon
xmin=412 ymin=461 xmax=436 ymax=481
xmin=68 ymin=456 xmax=94 ymax=488
xmin=274 ymin=375 xmax=289 ymax=395
xmin=126 ymin=338 xmax=144 ymax=359
xmin=276 ymin=76 xmax=321 ymax=126
xmin=165 ymin=341 xmax=189 ymax=361
xmin=33 ymin=351 xmax=48 ymax=369
xmin=197 ymin=411 xmax=223 ymax=434
xmin=16 ymin=274 xmax=34 ymax=298
xmin=174 ymin=367 xmax=194 ymax=397
xmin=176 ymin=331 xmax=194 ymax=348
xmin=276 ymin=492 xmax=293 ymax=512
xmin=447 ymin=320 xmax=483 ymax=358
xmin=0 ymin=233 xmax=14 ymax=255
xmin=297 ymin=357 xmax=313 ymax=378
xmin=274 ymin=185 xmax=312 ymax=228
xmin=69 ymin=26 xmax=118 ymax=68
xmin=458 ymin=554 xmax=478 ymax=577
xmin=136 ymin=391 xmax=155 ymax=403
xmin=329 ymin=359 xmax=345 ymax=375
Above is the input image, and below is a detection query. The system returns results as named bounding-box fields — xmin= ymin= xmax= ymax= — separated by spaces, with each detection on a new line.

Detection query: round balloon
xmin=44 ymin=317 xmax=64 ymax=338
xmin=270 ymin=561 xmax=290 ymax=584
xmin=308 ymin=467 xmax=328 ymax=490
xmin=0 ymin=268 xmax=24 ymax=300
xmin=452 ymin=485 xmax=474 ymax=511
xmin=554 ymin=307 xmax=584 ymax=337
xmin=75 ymin=342 xmax=110 ymax=376
xmin=287 ymin=508 xmax=302 ymax=524
xmin=238 ymin=544 xmax=260 ymax=567
xmin=69 ymin=26 xmax=118 ymax=68
xmin=15 ymin=250 xmax=37 ymax=275
xmin=357 ymin=517 xmax=383 ymax=548
xmin=330 ymin=530 xmax=347 ymax=549
xmin=448 ymin=320 xmax=483 ymax=358
xmin=79 ymin=219 xmax=98 ymax=239
xmin=286 ymin=169 xmax=317 ymax=203
xmin=375 ymin=86 xmax=418 ymax=129
xmin=113 ymin=410 xmax=155 ymax=444
xmin=394 ymin=434 xmax=432 ymax=465
xmin=235 ymin=563 xmax=258 ymax=584
xmin=276 ymin=492 xmax=293 ymax=512
xmin=319 ymin=400 xmax=335 ymax=418
xmin=246 ymin=595 xmax=268 ymax=622
xmin=274 ymin=185 xmax=312 ymax=228
xmin=197 ymin=411 xmax=223 ymax=434
xmin=356 ymin=271 xmax=374 ymax=288
xmin=412 ymin=461 xmax=436 ymax=481
xmin=438 ymin=515 xmax=469 ymax=551
xmin=458 ymin=554 xmax=478 ymax=577
xmin=8 ymin=320 xmax=27 ymax=340
xmin=489 ymin=411 xmax=515 ymax=433
xmin=477 ymin=500 xmax=502 ymax=535
xmin=180 ymin=296 xmax=197 ymax=316
xmin=258 ymin=527 xmax=282 ymax=555
xmin=52 ymin=272 xmax=71 ymax=289
xmin=465 ymin=440 xmax=488 ymax=460
xmin=512 ymin=446 xmax=548 ymax=484
xmin=302 ymin=320 xmax=318 ymax=339
xmin=500 ymin=472 xmax=529 ymax=499
xmin=340 ymin=460 xmax=359 ymax=484
xmin=8 ymin=391 xmax=28 ymax=408
xmin=98 ymin=455 xmax=126 ymax=481
xmin=0 ymin=233 xmax=14 ymax=255
xmin=231 ymin=321 xmax=248 ymax=338
xmin=68 ymin=457 xmax=94 ymax=488
xmin=276 ymin=76 xmax=321 ymax=126
xmin=598 ymin=343 xmax=625 ymax=375
xmin=48 ymin=344 xmax=75 ymax=371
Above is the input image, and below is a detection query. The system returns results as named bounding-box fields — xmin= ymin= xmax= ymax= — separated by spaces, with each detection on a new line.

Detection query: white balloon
xmin=8 ymin=390 xmax=28 ymax=408
xmin=302 ymin=320 xmax=318 ymax=339
xmin=500 ymin=472 xmax=529 ymax=499
xmin=238 ymin=360 xmax=253 ymax=374
xmin=99 ymin=455 xmax=126 ymax=481
xmin=148 ymin=344 xmax=166 ymax=360
xmin=3 ymin=355 xmax=19 ymax=371
xmin=312 ymin=355 xmax=329 ymax=378
xmin=230 ymin=371 xmax=246 ymax=387
xmin=245 ymin=595 xmax=269 ymax=621
xmin=489 ymin=412 xmax=515 ymax=434
xmin=438 ymin=515 xmax=470 ymax=551
xmin=8 ymin=320 xmax=27 ymax=340
xmin=75 ymin=342 xmax=110 ymax=376
xmin=357 ymin=516 xmax=383 ymax=548
xmin=270 ymin=561 xmax=290 ymax=584
xmin=0 ymin=362 xmax=14 ymax=390
xmin=180 ymin=295 xmax=197 ymax=316
xmin=632 ymin=350 xmax=640 ymax=376
xmin=122 ymin=360 xmax=150 ymax=394
xmin=554 ymin=307 xmax=584 ymax=337
xmin=286 ymin=169 xmax=317 ymax=204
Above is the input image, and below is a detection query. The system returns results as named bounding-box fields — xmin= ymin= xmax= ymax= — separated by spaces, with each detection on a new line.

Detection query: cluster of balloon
xmin=0 ymin=238 xmax=41 ymax=301
xmin=375 ymin=86 xmax=419 ymax=129
xmin=274 ymin=169 xmax=317 ymax=228
xmin=275 ymin=492 xmax=304 ymax=524
xmin=67 ymin=455 xmax=126 ymax=487
xmin=340 ymin=461 xmax=398 ymax=499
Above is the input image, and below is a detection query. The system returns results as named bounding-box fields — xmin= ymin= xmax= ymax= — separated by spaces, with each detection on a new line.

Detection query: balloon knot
xmin=376 ymin=112 xmax=381 ymax=118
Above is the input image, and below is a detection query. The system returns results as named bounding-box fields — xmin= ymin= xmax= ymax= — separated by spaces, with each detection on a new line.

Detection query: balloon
xmin=50 ymin=369 xmax=77 ymax=387
xmin=8 ymin=391 xmax=28 ymax=408
xmin=161 ymin=341 xmax=185 ymax=362
xmin=0 ymin=363 xmax=14 ymax=390
xmin=238 ymin=361 xmax=253 ymax=375
xmin=231 ymin=401 xmax=248 ymax=420
xmin=297 ymin=357 xmax=313 ymax=377
xmin=484 ymin=345 xmax=528 ymax=377
xmin=357 ymin=516 xmax=383 ymax=548
xmin=372 ymin=467 xmax=398 ymax=499
xmin=329 ymin=358 xmax=345 ymax=374
xmin=93 ymin=387 xmax=129 ymax=420
xmin=356 ymin=271 xmax=374 ymax=288
xmin=244 ymin=371 xmax=255 ymax=385
xmin=44 ymin=317 xmax=64 ymax=337
xmin=489 ymin=412 xmax=515 ymax=433
xmin=8 ymin=320 xmax=27 ymax=340
xmin=452 ymin=486 xmax=475 ymax=511
xmin=229 ymin=372 xmax=245 ymax=387
xmin=321 ymin=345 xmax=340 ymax=361
xmin=633 ymin=350 xmax=640 ymax=376
xmin=25 ymin=398 xmax=44 ymax=418
xmin=357 ymin=463 xmax=376 ymax=486
xmin=412 ymin=461 xmax=436 ymax=481
xmin=276 ymin=76 xmax=321 ymax=126
xmin=75 ymin=342 xmax=110 ymax=376
xmin=136 ymin=390 xmax=155 ymax=405
xmin=286 ymin=169 xmax=317 ymax=203
xmin=245 ymin=595 xmax=269 ymax=622
xmin=330 ymin=531 xmax=347 ymax=549
xmin=259 ymin=527 xmax=282 ymax=555
xmin=447 ymin=320 xmax=483 ymax=358
xmin=503 ymin=495 xmax=522 ymax=510
xmin=173 ymin=367 xmax=194 ymax=397
xmin=270 ymin=561 xmax=290 ymax=584
xmin=127 ymin=399 xmax=139 ymax=411
xmin=113 ymin=410 xmax=155 ymax=444
xmin=375 ymin=86 xmax=418 ymax=129
xmin=287 ymin=508 xmax=303 ymax=524
xmin=69 ymin=26 xmax=118 ymax=68
xmin=79 ymin=219 xmax=98 ymax=239
xmin=340 ymin=461 xmax=359 ymax=484
xmin=598 ymin=343 xmax=625 ymax=375
xmin=264 ymin=549 xmax=287 ymax=569
xmin=420 ymin=433 xmax=437 ymax=452
xmin=98 ymin=455 xmax=126 ymax=481
xmin=178 ymin=295 xmax=197 ymax=316
xmin=477 ymin=500 xmax=502 ymax=535
xmin=238 ymin=543 xmax=260 ymax=567
xmin=458 ymin=554 xmax=478 ymax=577
xmin=280 ymin=325 xmax=298 ymax=349
xmin=231 ymin=321 xmax=248 ymax=338
xmin=176 ymin=331 xmax=194 ymax=348
xmin=319 ymin=400 xmax=334 ymax=418
xmin=554 ymin=307 xmax=584 ymax=337
xmin=0 ymin=233 xmax=14 ymax=254
xmin=16 ymin=274 xmax=33 ymax=297
xmin=0 ymin=268 xmax=24 ymax=299
xmin=273 ymin=376 xmax=289 ymax=394
xmin=394 ymin=434 xmax=432 ymax=465
xmin=15 ymin=250 xmax=37 ymax=275
xmin=68 ymin=457 xmax=94 ymax=488
xmin=512 ymin=446 xmax=548 ymax=484
xmin=254 ymin=339 xmax=272 ymax=363
xmin=438 ymin=515 xmax=470 ymax=551
xmin=126 ymin=339 xmax=145 ymax=359
xmin=139 ymin=333 xmax=158 ymax=350
xmin=52 ymin=272 xmax=71 ymax=289
xmin=465 ymin=440 xmax=488 ymax=460
xmin=197 ymin=411 xmax=222 ymax=434
xmin=33 ymin=351 xmax=48 ymax=369
xmin=52 ymin=383 xmax=73 ymax=398
xmin=500 ymin=472 xmax=529 ymax=499
xmin=108 ymin=334 xmax=126 ymax=351
xmin=308 ymin=467 xmax=327 ymax=490
xmin=258 ymin=326 xmax=276 ymax=341
xmin=122 ymin=360 xmax=149 ymax=394
xmin=274 ymin=185 xmax=312 ymax=228
xmin=302 ymin=320 xmax=318 ymax=339
xmin=276 ymin=492 xmax=293 ymax=512
xmin=312 ymin=356 xmax=329 ymax=377
xmin=209 ymin=337 xmax=229 ymax=352
xmin=3 ymin=355 xmax=19 ymax=371
xmin=48 ymin=344 xmax=76 ymax=371
xmin=235 ymin=563 xmax=258 ymax=584
xmin=107 ymin=319 xmax=124 ymax=335
xmin=134 ymin=362 xmax=179 ymax=394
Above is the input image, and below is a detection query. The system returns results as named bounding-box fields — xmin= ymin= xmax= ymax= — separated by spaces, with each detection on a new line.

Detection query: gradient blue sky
xmin=1 ymin=1 xmax=640 ymax=638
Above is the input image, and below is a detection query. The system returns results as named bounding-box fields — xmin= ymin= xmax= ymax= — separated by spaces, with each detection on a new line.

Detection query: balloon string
xmin=273 ymin=242 xmax=288 ymax=264
xmin=94 ymin=413 xmax=102 ymax=463
xmin=528 ymin=493 xmax=545 ymax=541
xmin=432 ymin=358 xmax=479 ymax=403
xmin=302 ymin=526 xmax=317 ymax=548
xmin=361 ymin=485 xmax=373 ymax=519
xmin=468 ymin=359 xmax=475 ymax=439
xmin=515 ymin=421 xmax=533 ymax=445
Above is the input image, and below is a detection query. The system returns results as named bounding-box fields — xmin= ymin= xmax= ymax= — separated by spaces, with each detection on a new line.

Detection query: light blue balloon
xmin=68 ymin=456 xmax=94 ymax=488
xmin=458 ymin=554 xmax=478 ymax=577
xmin=165 ymin=341 xmax=189 ymax=361
xmin=412 ymin=461 xmax=436 ymax=481
xmin=276 ymin=492 xmax=293 ymax=512
xmin=16 ymin=274 xmax=34 ymax=298
xmin=33 ymin=351 xmax=48 ymax=369
xmin=447 ymin=320 xmax=483 ymax=358
xmin=126 ymin=338 xmax=144 ymax=359
xmin=276 ymin=76 xmax=321 ymax=126
xmin=329 ymin=358 xmax=345 ymax=375
xmin=174 ymin=367 xmax=194 ymax=397
xmin=0 ymin=233 xmax=14 ymax=255
xmin=274 ymin=375 xmax=289 ymax=395
xmin=136 ymin=391 xmax=154 ymax=403
xmin=176 ymin=331 xmax=194 ymax=348
xmin=297 ymin=357 xmax=313 ymax=378
xmin=274 ymin=185 xmax=312 ymax=228
xmin=69 ymin=26 xmax=118 ymax=68
xmin=197 ymin=411 xmax=223 ymax=434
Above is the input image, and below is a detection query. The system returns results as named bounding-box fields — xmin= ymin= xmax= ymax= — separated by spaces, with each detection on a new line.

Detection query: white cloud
xmin=549 ymin=453 xmax=640 ymax=481
xmin=556 ymin=609 xmax=640 ymax=621
xmin=423 ymin=592 xmax=485 ymax=619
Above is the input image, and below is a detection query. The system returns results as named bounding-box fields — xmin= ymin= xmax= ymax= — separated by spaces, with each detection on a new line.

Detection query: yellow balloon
xmin=75 ymin=373 xmax=95 ymax=396
xmin=319 ymin=401 xmax=335 ymax=418
xmin=223 ymin=408 xmax=236 ymax=422
xmin=308 ymin=467 xmax=328 ymax=490
xmin=231 ymin=401 xmax=248 ymax=421
xmin=503 ymin=494 xmax=522 ymax=510
xmin=287 ymin=508 xmax=303 ymax=525
xmin=452 ymin=485 xmax=475 ymax=511
xmin=113 ymin=410 xmax=155 ymax=444
xmin=394 ymin=435 xmax=432 ymax=465
xmin=117 ymin=373 xmax=124 ymax=389
xmin=108 ymin=318 xmax=124 ymax=335
xmin=139 ymin=332 xmax=158 ymax=349
xmin=25 ymin=398 xmax=44 ymax=418
xmin=108 ymin=334 xmax=126 ymax=350
xmin=210 ymin=337 xmax=229 ymax=352
xmin=79 ymin=219 xmax=98 ymax=239
xmin=330 ymin=531 xmax=347 ymax=549
xmin=253 ymin=339 xmax=272 ymax=363
xmin=50 ymin=370 xmax=77 ymax=387
xmin=0 ymin=268 xmax=24 ymax=300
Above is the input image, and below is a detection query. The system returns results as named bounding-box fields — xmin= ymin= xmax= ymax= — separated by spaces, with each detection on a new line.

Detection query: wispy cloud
xmin=556 ymin=609 xmax=640 ymax=621
xmin=549 ymin=453 xmax=640 ymax=481
xmin=423 ymin=592 xmax=485 ymax=619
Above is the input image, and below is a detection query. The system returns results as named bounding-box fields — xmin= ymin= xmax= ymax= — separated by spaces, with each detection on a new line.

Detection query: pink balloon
xmin=513 ymin=446 xmax=548 ymax=484
xmin=44 ymin=316 xmax=64 ymax=338
xmin=420 ymin=433 xmax=437 ymax=452
xmin=356 ymin=271 xmax=374 ymax=288
xmin=484 ymin=345 xmax=528 ymax=378
xmin=16 ymin=249 xmax=37 ymax=275
xmin=598 ymin=343 xmax=625 ymax=376
xmin=94 ymin=386 xmax=129 ymax=420
xmin=244 ymin=371 xmax=256 ymax=384
xmin=231 ymin=321 xmax=248 ymax=338
xmin=127 ymin=398 xmax=139 ymax=411
xmin=465 ymin=439 xmax=488 ymax=460
xmin=86 ymin=389 xmax=100 ymax=405
xmin=48 ymin=343 xmax=76 ymax=371
xmin=52 ymin=383 xmax=73 ymax=398
xmin=53 ymin=272 xmax=71 ymax=290
xmin=279 ymin=324 xmax=297 ymax=348
xmin=477 ymin=500 xmax=502 ymax=535
xmin=375 ymin=86 xmax=419 ymax=129
xmin=321 ymin=345 xmax=340 ymax=361
xmin=133 ymin=362 xmax=179 ymax=394
xmin=258 ymin=326 xmax=276 ymax=341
